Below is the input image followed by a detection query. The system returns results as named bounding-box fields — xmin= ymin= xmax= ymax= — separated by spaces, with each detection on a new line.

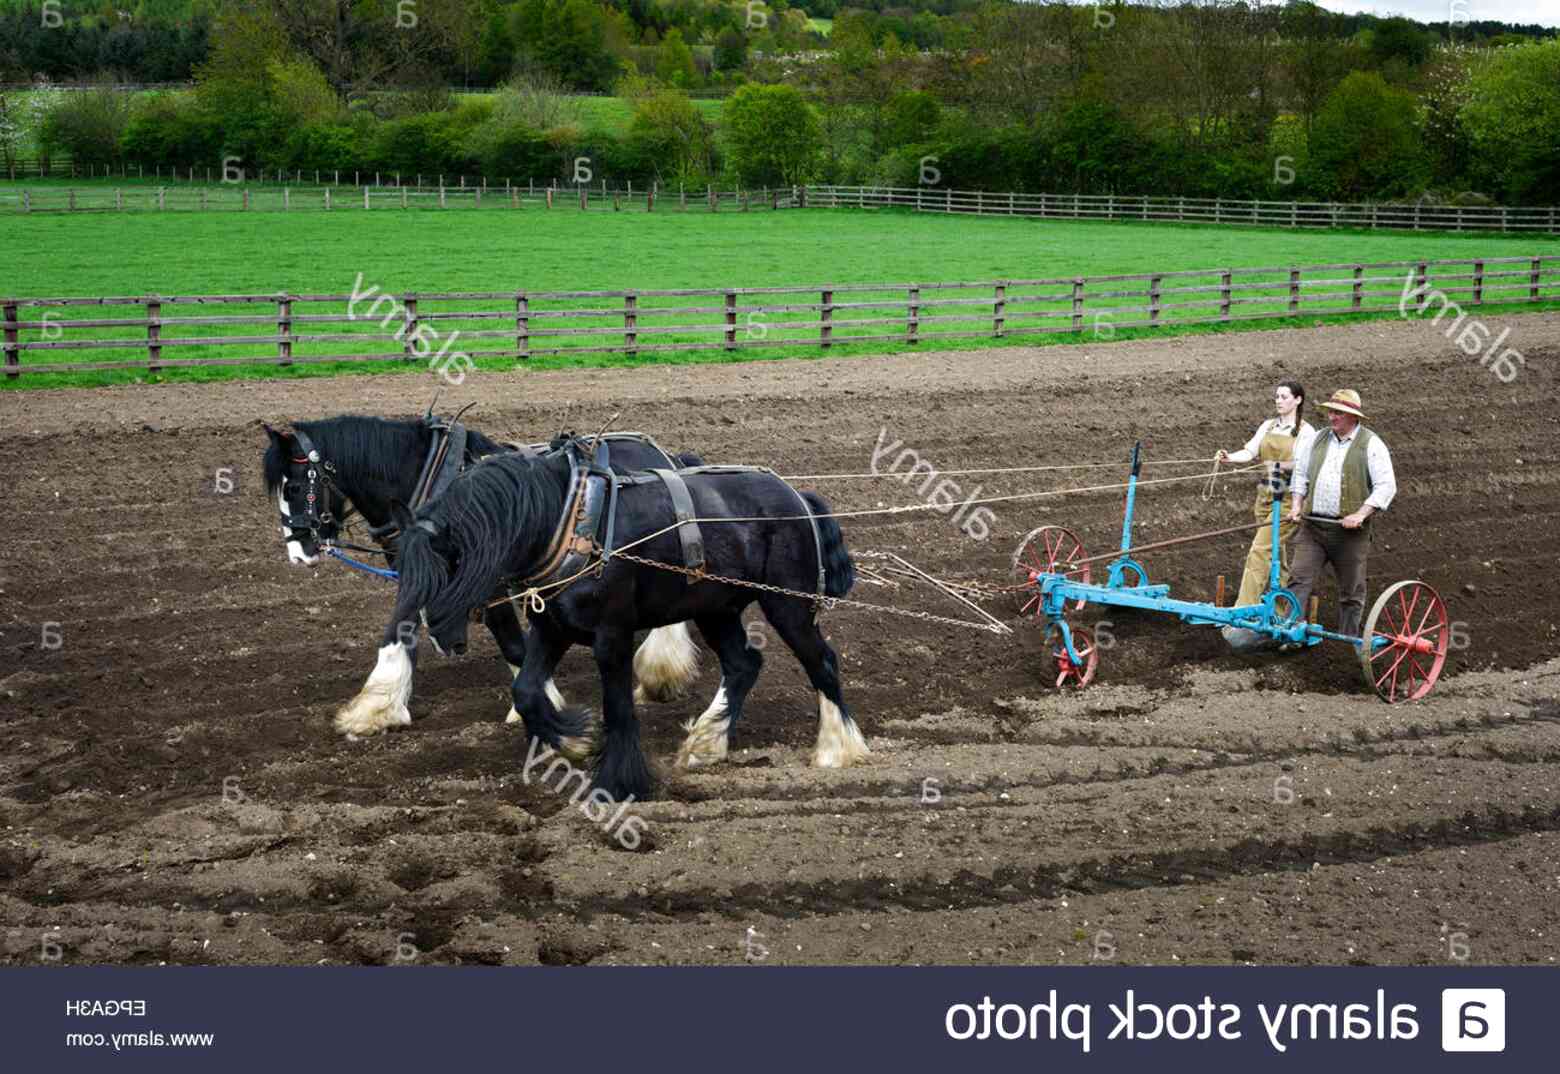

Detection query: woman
xmin=1215 ymin=381 xmax=1314 ymax=609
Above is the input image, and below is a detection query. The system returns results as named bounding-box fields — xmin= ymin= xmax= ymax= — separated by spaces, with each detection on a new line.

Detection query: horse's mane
xmin=399 ymin=451 xmax=570 ymax=627
xmin=263 ymin=415 xmax=508 ymax=494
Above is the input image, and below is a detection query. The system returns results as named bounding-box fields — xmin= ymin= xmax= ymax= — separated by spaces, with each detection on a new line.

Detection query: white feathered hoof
xmin=675 ymin=685 xmax=731 ymax=769
xmin=334 ymin=643 xmax=414 ymax=738
xmin=632 ymin=622 xmax=701 ymax=703
xmin=812 ymin=694 xmax=870 ymax=769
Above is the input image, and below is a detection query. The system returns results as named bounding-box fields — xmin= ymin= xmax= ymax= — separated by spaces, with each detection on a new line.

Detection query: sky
xmin=1313 ymin=1 xmax=1560 ymax=27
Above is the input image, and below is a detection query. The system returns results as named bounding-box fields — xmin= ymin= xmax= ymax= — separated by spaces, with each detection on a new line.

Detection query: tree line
xmin=2 ymin=1 xmax=1556 ymax=205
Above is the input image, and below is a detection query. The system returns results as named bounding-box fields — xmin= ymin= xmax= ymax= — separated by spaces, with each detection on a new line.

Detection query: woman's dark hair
xmin=1279 ymin=379 xmax=1305 ymax=431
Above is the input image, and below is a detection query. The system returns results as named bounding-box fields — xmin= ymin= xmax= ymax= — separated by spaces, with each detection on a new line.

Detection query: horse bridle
xmin=277 ymin=428 xmax=349 ymax=541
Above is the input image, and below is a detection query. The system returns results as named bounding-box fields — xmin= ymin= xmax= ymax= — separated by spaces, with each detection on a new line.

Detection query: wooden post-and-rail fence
xmin=4 ymin=179 xmax=1560 ymax=234
xmin=4 ymin=255 xmax=1556 ymax=378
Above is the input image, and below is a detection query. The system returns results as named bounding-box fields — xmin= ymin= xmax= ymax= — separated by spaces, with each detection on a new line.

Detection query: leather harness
xmin=517 ymin=448 xmax=827 ymax=607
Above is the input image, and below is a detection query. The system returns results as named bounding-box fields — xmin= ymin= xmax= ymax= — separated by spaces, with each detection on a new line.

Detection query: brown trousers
xmin=1288 ymin=520 xmax=1369 ymax=637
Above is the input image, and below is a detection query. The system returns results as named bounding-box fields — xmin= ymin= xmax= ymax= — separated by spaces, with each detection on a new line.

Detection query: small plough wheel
xmin=1044 ymin=624 xmax=1099 ymax=688
xmin=1360 ymin=580 xmax=1449 ymax=703
xmin=1012 ymin=525 xmax=1091 ymax=616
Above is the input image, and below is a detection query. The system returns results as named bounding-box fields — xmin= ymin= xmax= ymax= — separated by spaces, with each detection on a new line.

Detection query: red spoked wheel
xmin=1044 ymin=624 xmax=1099 ymax=688
xmin=1012 ymin=525 xmax=1091 ymax=616
xmin=1360 ymin=580 xmax=1449 ymax=703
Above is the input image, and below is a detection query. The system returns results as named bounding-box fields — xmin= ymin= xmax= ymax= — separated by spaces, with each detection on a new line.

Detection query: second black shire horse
xmin=350 ymin=441 xmax=868 ymax=801
xmin=261 ymin=414 xmax=705 ymax=736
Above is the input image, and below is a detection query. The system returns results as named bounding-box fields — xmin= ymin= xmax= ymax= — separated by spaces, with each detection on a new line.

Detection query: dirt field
xmin=2 ymin=315 xmax=1558 ymax=966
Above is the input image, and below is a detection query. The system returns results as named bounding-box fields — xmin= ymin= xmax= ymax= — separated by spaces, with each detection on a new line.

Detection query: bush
xmin=39 ymin=84 xmax=133 ymax=164
xmin=279 ymin=123 xmax=365 ymax=174
xmin=461 ymin=118 xmax=553 ymax=180
xmin=1308 ymin=71 xmax=1428 ymax=200
xmin=627 ymin=88 xmax=715 ymax=186
xmin=366 ymin=111 xmax=486 ymax=178
xmin=1459 ymin=40 xmax=1560 ymax=203
xmin=722 ymin=83 xmax=821 ymax=186
xmin=121 ymin=93 xmax=225 ymax=168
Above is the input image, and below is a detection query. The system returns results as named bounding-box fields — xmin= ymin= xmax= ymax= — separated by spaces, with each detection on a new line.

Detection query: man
xmin=1287 ymin=388 xmax=1397 ymax=639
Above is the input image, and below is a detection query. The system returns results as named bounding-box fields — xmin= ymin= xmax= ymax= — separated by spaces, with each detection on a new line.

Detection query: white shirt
xmin=1227 ymin=417 xmax=1314 ymax=464
xmin=1291 ymin=425 xmax=1397 ymax=516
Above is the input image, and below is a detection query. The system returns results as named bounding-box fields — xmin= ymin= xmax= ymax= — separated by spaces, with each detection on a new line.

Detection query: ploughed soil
xmin=2 ymin=315 xmax=1558 ymax=966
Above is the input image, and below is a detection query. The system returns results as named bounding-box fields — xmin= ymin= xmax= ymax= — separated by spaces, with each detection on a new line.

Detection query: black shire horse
xmin=262 ymin=415 xmax=705 ymax=736
xmin=352 ymin=442 xmax=867 ymax=801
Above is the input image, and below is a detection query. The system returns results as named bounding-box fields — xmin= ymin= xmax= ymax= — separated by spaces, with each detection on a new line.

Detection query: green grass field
xmin=3 ymin=200 xmax=1556 ymax=389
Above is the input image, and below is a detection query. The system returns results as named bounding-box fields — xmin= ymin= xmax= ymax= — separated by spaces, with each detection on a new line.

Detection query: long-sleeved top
xmin=1291 ymin=425 xmax=1397 ymax=516
xmin=1225 ymin=416 xmax=1314 ymax=464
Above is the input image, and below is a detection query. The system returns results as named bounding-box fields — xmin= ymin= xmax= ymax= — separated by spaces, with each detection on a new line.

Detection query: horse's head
xmin=263 ymin=423 xmax=348 ymax=566
xmin=389 ymin=501 xmax=471 ymax=657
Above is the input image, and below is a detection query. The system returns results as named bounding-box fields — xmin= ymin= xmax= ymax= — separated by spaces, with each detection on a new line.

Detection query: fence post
xmin=977 ymin=190 xmax=983 ymax=214
xmin=285 ymin=187 xmax=291 ymax=211
xmin=325 ymin=188 xmax=332 ymax=211
xmin=820 ymin=289 xmax=833 ymax=348
xmin=364 ymin=185 xmax=370 ymax=210
xmin=546 ymin=188 xmax=553 ymax=210
xmin=115 ymin=188 xmax=122 ymax=212
xmin=1107 ymin=194 xmax=1114 ymax=220
xmin=946 ymin=188 xmax=952 ymax=213
xmin=1473 ymin=260 xmax=1484 ymax=305
xmin=277 ymin=295 xmax=293 ymax=367
xmin=158 ymin=187 xmax=165 ymax=211
xmin=146 ymin=297 xmax=162 ymax=374
xmin=403 ymin=187 xmax=409 ymax=209
xmin=402 ymin=296 xmax=418 ymax=362
xmin=1531 ymin=257 xmax=1543 ymax=302
xmin=1149 ymin=274 xmax=1162 ymax=325
xmin=1352 ymin=265 xmax=1363 ymax=309
xmin=1291 ymin=201 xmax=1298 ymax=228
xmin=580 ymin=186 xmax=587 ymax=211
xmin=993 ymin=281 xmax=1006 ymax=338
xmin=624 ymin=292 xmax=637 ymax=357
xmin=512 ymin=187 xmax=519 ymax=209
xmin=724 ymin=291 xmax=737 ymax=351
xmin=68 ymin=188 xmax=75 ymax=211
xmin=199 ymin=187 xmax=206 ymax=211
xmin=1219 ymin=271 xmax=1232 ymax=320
xmin=907 ymin=286 xmax=919 ymax=344
xmin=1417 ymin=260 xmax=1429 ymax=301
xmin=1288 ymin=268 xmax=1300 ymax=315
xmin=1413 ymin=203 xmax=1421 ymax=230
xmin=3 ymin=301 xmax=18 ymax=378
xmin=1071 ymin=279 xmax=1084 ymax=332
xmin=22 ymin=189 xmax=28 ymax=213
xmin=1177 ymin=196 xmax=1185 ymax=221
xmin=1008 ymin=191 xmax=1014 ymax=215
xmin=1214 ymin=198 xmax=1222 ymax=224
xmin=242 ymin=187 xmax=249 ymax=211
xmin=441 ymin=185 xmax=448 ymax=209
xmin=515 ymin=292 xmax=529 ymax=360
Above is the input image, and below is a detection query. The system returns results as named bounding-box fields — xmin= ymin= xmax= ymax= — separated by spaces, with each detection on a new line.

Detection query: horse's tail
xmin=800 ymin=490 xmax=855 ymax=598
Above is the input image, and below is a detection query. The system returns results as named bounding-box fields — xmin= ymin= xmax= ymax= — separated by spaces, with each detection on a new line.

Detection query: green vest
xmin=1303 ymin=425 xmax=1375 ymax=518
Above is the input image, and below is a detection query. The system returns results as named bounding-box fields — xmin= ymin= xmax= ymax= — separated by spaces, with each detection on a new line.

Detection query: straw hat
xmin=1320 ymin=388 xmax=1365 ymax=419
